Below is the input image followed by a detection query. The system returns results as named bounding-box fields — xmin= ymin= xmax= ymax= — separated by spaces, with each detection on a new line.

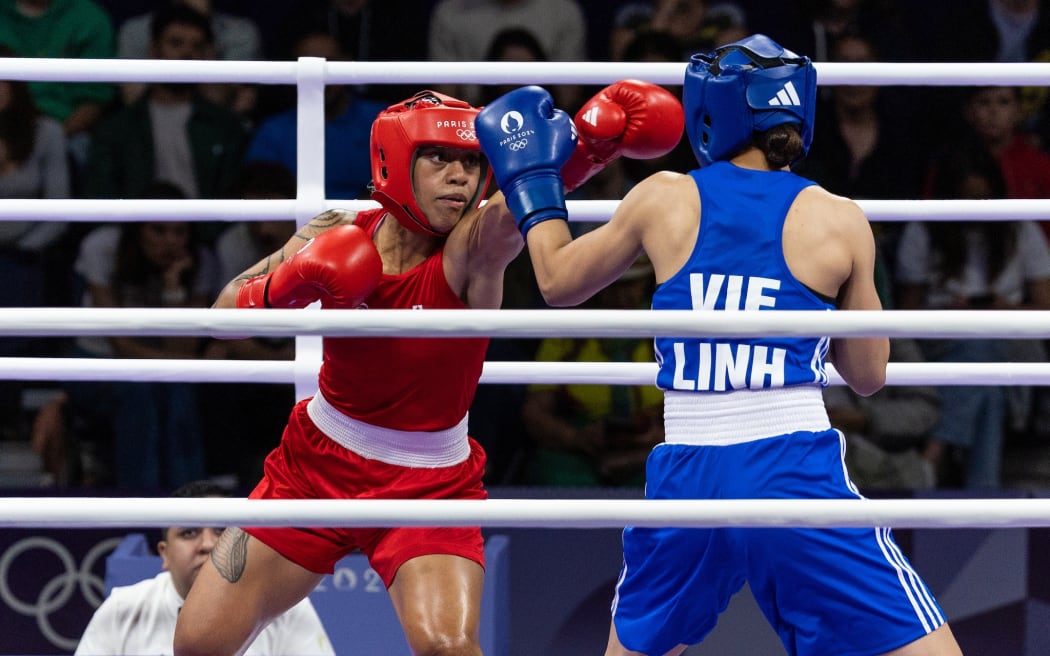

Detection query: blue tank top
xmin=653 ymin=161 xmax=833 ymax=392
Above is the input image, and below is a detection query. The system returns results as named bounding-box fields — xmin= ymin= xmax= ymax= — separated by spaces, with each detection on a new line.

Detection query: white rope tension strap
xmin=3 ymin=498 xmax=1049 ymax=530
xmin=1 ymin=307 xmax=1048 ymax=339
xmin=3 ymin=358 xmax=1050 ymax=386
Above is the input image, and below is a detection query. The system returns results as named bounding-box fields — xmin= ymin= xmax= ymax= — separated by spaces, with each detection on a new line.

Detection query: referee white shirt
xmin=74 ymin=571 xmax=334 ymax=655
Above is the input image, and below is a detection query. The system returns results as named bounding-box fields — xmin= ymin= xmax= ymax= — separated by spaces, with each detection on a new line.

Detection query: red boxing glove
xmin=237 ymin=224 xmax=382 ymax=309
xmin=561 ymin=79 xmax=685 ymax=192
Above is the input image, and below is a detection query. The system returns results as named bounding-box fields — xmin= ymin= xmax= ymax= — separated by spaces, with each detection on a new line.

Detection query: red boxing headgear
xmin=369 ymin=90 xmax=492 ymax=235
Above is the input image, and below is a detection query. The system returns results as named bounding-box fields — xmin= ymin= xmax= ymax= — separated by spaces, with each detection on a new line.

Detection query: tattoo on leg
xmin=211 ymin=527 xmax=249 ymax=583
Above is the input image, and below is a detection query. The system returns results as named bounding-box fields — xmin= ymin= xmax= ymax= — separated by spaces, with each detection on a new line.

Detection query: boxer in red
xmin=174 ymin=83 xmax=683 ymax=656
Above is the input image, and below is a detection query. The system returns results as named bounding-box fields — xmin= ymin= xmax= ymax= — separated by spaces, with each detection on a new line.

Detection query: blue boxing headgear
xmin=683 ymin=34 xmax=816 ymax=167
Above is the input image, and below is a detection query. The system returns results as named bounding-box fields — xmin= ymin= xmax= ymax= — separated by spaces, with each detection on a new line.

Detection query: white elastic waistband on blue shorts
xmin=663 ymin=386 xmax=831 ymax=446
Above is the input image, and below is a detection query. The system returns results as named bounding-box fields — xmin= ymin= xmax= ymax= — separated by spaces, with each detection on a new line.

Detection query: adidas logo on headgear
xmin=767 ymin=81 xmax=802 ymax=107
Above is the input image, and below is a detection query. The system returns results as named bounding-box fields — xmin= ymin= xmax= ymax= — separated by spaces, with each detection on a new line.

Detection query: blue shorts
xmin=612 ymin=429 xmax=945 ymax=656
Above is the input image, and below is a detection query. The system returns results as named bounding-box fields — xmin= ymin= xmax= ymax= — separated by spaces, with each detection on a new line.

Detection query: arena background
xmin=2 ymin=0 xmax=1050 ymax=654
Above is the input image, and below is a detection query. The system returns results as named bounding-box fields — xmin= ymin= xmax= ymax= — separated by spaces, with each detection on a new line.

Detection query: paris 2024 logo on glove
xmin=496 ymin=110 xmax=533 ymax=151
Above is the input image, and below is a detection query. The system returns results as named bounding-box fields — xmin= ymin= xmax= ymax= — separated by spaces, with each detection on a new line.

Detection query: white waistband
xmin=663 ymin=386 xmax=830 ymax=446
xmin=307 ymin=392 xmax=470 ymax=467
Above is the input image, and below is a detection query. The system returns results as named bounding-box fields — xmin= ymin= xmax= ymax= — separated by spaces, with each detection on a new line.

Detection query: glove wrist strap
xmin=237 ymin=274 xmax=273 ymax=309
xmin=504 ymin=171 xmax=568 ymax=236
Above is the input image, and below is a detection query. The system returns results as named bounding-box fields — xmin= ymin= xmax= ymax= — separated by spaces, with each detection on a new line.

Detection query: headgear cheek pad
xmin=683 ymin=34 xmax=817 ymax=167
xmin=369 ymin=90 xmax=492 ymax=235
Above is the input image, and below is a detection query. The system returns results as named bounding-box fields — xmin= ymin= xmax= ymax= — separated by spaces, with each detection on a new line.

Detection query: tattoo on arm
xmin=211 ymin=527 xmax=249 ymax=583
xmin=308 ymin=210 xmax=349 ymax=229
xmin=232 ymin=210 xmax=352 ymax=283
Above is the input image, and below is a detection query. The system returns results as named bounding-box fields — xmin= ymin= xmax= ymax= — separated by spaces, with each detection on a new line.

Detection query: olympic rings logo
xmin=0 ymin=536 xmax=122 ymax=651
xmin=455 ymin=128 xmax=476 ymax=140
xmin=508 ymin=139 xmax=529 ymax=152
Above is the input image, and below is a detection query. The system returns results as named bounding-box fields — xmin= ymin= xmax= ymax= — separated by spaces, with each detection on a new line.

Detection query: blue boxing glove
xmin=477 ymin=86 xmax=578 ymax=235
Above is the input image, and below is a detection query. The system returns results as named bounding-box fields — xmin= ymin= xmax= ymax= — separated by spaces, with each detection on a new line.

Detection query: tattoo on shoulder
xmin=233 ymin=209 xmax=354 ymax=282
xmin=211 ymin=527 xmax=249 ymax=583
xmin=309 ymin=209 xmax=354 ymax=230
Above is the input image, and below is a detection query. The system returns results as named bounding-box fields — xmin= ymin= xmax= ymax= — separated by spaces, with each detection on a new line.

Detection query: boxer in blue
xmin=476 ymin=34 xmax=964 ymax=656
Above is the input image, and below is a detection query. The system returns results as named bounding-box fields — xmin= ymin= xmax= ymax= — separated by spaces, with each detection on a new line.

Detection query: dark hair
xmin=234 ymin=160 xmax=297 ymax=199
xmin=292 ymin=30 xmax=345 ymax=60
xmin=139 ymin=180 xmax=188 ymax=199
xmin=961 ymin=84 xmax=1021 ymax=105
xmin=753 ymin=124 xmax=805 ymax=169
xmin=484 ymin=28 xmax=548 ymax=62
xmin=481 ymin=29 xmax=548 ymax=106
xmin=621 ymin=30 xmax=683 ymax=63
xmin=114 ymin=182 xmax=198 ymax=305
xmin=927 ymin=139 xmax=1013 ymax=281
xmin=150 ymin=2 xmax=214 ymax=44
xmin=160 ymin=480 xmax=230 ymax=542
xmin=0 ymin=44 xmax=38 ymax=164
xmin=928 ymin=138 xmax=1007 ymax=199
xmin=171 ymin=479 xmax=229 ymax=499
xmin=830 ymin=31 xmax=880 ymax=62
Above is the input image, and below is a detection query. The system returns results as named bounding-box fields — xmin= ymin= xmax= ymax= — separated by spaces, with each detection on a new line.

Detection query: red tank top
xmin=316 ymin=209 xmax=489 ymax=431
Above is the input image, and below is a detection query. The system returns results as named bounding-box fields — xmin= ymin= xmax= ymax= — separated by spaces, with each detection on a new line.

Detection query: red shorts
xmin=246 ymin=399 xmax=487 ymax=586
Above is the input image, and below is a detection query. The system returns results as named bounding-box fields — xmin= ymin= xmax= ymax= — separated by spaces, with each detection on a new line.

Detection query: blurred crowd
xmin=2 ymin=0 xmax=1049 ymax=494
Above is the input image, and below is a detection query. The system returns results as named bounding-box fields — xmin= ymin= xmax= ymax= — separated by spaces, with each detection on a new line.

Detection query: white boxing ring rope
xmin=4 ymin=497 xmax=1050 ymax=530
xmin=6 ymin=358 xmax=1050 ymax=387
xmin=3 ymin=307 xmax=1050 ymax=339
xmin=1 ymin=57 xmax=1049 ymax=530
xmin=4 ymin=57 xmax=1050 ymax=86
xmin=1 ymin=307 xmax=1050 ymax=385
xmin=3 ymin=198 xmax=1050 ymax=222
